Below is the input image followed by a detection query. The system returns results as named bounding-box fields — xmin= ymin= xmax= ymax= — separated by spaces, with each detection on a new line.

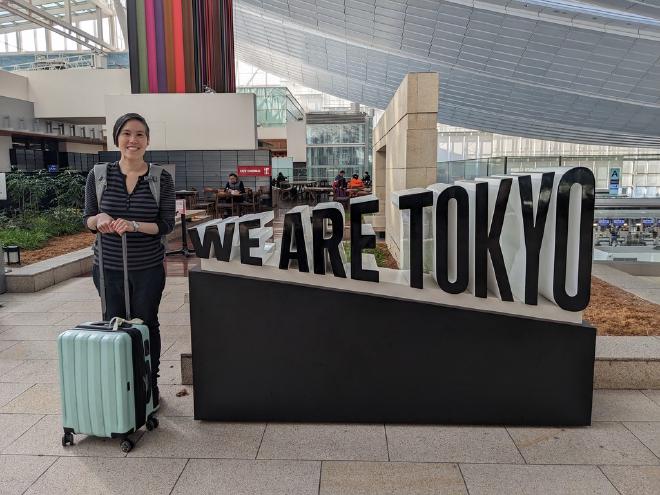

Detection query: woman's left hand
xmin=110 ymin=218 xmax=134 ymax=235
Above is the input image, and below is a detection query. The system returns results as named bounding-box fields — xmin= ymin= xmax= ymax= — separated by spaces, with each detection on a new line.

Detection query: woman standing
xmin=83 ymin=113 xmax=175 ymax=407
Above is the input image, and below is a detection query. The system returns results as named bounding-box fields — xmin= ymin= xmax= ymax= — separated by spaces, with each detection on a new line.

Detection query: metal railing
xmin=1 ymin=54 xmax=96 ymax=72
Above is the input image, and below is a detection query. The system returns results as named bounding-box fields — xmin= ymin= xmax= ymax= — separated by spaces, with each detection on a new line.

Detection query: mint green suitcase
xmin=58 ymin=234 xmax=158 ymax=453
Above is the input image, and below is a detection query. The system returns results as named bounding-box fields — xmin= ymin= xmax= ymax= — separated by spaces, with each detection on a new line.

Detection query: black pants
xmin=92 ymin=263 xmax=165 ymax=405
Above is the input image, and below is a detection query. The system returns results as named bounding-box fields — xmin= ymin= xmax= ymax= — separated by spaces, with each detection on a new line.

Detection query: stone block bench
xmin=5 ymin=246 xmax=93 ymax=293
xmin=595 ymin=336 xmax=660 ymax=389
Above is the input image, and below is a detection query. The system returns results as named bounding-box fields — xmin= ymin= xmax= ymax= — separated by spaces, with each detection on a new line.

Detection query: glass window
xmin=6 ymin=32 xmax=17 ymax=52
xmin=306 ymin=123 xmax=367 ymax=145
xmin=451 ymin=140 xmax=463 ymax=157
xmin=306 ymin=124 xmax=338 ymax=145
xmin=35 ymin=28 xmax=46 ymax=51
xmin=51 ymin=30 xmax=66 ymax=51
xmin=481 ymin=139 xmax=492 ymax=157
xmin=65 ymin=31 xmax=77 ymax=51
xmin=79 ymin=19 xmax=96 ymax=37
xmin=20 ymin=29 xmax=36 ymax=51
xmin=340 ymin=124 xmax=365 ymax=144
xmin=306 ymin=146 xmax=365 ymax=168
xmin=103 ymin=17 xmax=111 ymax=44
xmin=594 ymin=164 xmax=609 ymax=180
xmin=466 ymin=136 xmax=478 ymax=158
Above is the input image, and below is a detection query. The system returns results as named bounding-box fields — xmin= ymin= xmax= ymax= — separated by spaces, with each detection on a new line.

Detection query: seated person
xmin=362 ymin=171 xmax=371 ymax=187
xmin=275 ymin=172 xmax=287 ymax=187
xmin=348 ymin=174 xmax=364 ymax=189
xmin=225 ymin=173 xmax=245 ymax=196
xmin=333 ymin=170 xmax=347 ymax=190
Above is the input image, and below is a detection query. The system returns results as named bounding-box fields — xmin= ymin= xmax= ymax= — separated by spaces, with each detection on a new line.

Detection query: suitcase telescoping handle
xmin=96 ymin=232 xmax=131 ymax=320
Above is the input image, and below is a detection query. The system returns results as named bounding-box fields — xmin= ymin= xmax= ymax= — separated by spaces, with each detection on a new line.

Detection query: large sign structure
xmin=188 ymin=167 xmax=597 ymax=426
xmin=190 ymin=167 xmax=595 ymax=315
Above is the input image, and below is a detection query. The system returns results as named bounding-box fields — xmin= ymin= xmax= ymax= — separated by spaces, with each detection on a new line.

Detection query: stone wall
xmin=372 ymin=73 xmax=439 ymax=265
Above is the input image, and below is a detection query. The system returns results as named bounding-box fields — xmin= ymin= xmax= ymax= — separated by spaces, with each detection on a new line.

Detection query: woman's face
xmin=118 ymin=119 xmax=149 ymax=160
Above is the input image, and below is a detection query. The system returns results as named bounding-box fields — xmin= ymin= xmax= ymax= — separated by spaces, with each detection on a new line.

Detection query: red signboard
xmin=238 ymin=165 xmax=271 ymax=177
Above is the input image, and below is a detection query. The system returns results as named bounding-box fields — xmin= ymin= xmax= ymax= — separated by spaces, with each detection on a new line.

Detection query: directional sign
xmin=609 ymin=167 xmax=621 ymax=196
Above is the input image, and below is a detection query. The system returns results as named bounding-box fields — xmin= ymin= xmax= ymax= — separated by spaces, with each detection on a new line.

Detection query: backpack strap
xmin=96 ymin=162 xmax=163 ymax=207
xmin=146 ymin=163 xmax=163 ymax=206
xmin=93 ymin=163 xmax=110 ymax=210
xmin=145 ymin=163 xmax=167 ymax=249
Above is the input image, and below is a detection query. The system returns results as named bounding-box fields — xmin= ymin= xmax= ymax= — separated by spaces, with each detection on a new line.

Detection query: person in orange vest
xmin=348 ymin=173 xmax=364 ymax=190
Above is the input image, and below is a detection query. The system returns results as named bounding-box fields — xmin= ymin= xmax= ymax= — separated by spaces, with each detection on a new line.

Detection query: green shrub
xmin=5 ymin=170 xmax=85 ymax=213
xmin=343 ymin=242 xmax=389 ymax=267
xmin=0 ymin=207 xmax=85 ymax=250
xmin=41 ymin=207 xmax=85 ymax=236
xmin=6 ymin=170 xmax=54 ymax=213
xmin=52 ymin=171 xmax=86 ymax=209
xmin=0 ymin=228 xmax=50 ymax=250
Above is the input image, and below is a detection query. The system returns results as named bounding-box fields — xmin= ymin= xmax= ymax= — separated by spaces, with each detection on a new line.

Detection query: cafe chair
xmin=257 ymin=185 xmax=271 ymax=210
xmin=196 ymin=187 xmax=215 ymax=217
xmin=215 ymin=191 xmax=234 ymax=218
xmin=271 ymin=187 xmax=279 ymax=208
xmin=240 ymin=188 xmax=259 ymax=215
xmin=188 ymin=188 xmax=199 ymax=210
xmin=280 ymin=184 xmax=292 ymax=202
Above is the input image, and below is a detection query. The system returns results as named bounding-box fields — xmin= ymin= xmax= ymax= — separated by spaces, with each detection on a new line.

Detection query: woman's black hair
xmin=229 ymin=173 xmax=238 ymax=178
xmin=352 ymin=174 xmax=359 ymax=178
xmin=113 ymin=113 xmax=150 ymax=146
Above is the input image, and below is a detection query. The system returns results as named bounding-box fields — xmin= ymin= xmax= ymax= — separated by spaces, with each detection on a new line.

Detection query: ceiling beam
xmin=85 ymin=0 xmax=113 ymax=17
xmin=0 ymin=11 xmax=107 ymax=34
xmin=0 ymin=0 xmax=114 ymax=52
xmin=111 ymin=0 xmax=126 ymax=47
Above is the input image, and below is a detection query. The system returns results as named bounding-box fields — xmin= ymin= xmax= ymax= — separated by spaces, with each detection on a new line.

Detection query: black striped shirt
xmin=83 ymin=162 xmax=176 ymax=271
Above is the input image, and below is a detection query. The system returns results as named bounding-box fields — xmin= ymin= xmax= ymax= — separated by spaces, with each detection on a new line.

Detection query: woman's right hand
xmin=95 ymin=213 xmax=115 ymax=233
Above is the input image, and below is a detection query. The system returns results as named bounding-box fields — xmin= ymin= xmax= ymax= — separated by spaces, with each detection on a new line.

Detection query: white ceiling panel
xmin=234 ymin=0 xmax=660 ymax=146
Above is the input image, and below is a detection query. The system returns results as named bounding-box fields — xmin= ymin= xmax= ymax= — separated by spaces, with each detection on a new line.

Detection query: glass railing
xmin=438 ymin=154 xmax=660 ymax=198
xmin=237 ymin=86 xmax=305 ymax=127
xmin=271 ymin=166 xmax=369 ymax=183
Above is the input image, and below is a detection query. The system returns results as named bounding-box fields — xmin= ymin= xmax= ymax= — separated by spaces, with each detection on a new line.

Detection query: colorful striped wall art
xmin=127 ymin=0 xmax=236 ymax=94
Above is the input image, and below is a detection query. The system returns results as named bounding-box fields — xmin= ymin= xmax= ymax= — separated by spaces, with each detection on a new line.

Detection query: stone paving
xmin=0 ymin=276 xmax=658 ymax=494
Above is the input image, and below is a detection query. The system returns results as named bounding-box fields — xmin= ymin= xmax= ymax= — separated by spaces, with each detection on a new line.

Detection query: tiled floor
xmin=0 ymin=276 xmax=658 ymax=494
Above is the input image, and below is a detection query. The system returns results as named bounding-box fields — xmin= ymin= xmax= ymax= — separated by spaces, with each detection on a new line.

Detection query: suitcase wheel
xmin=146 ymin=417 xmax=159 ymax=431
xmin=61 ymin=432 xmax=74 ymax=447
xmin=120 ymin=439 xmax=134 ymax=453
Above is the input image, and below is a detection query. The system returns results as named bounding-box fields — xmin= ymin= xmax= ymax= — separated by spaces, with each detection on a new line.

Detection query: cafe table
xmin=167 ymin=209 xmax=208 ymax=258
xmin=216 ymin=191 xmax=246 ymax=217
xmin=304 ymin=186 xmax=333 ymax=204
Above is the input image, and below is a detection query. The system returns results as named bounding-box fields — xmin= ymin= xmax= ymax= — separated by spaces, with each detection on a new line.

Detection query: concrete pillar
xmin=371 ymin=73 xmax=439 ymax=266
xmin=96 ymin=9 xmax=103 ymax=39
xmin=64 ymin=0 xmax=72 ymax=24
xmin=0 ymin=136 xmax=13 ymax=172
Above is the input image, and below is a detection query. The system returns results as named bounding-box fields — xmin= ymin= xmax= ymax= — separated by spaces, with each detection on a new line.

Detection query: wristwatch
xmin=131 ymin=221 xmax=140 ymax=232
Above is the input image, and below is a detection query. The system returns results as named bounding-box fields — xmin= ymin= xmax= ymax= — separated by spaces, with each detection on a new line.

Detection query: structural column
xmin=372 ymin=72 xmax=439 ymax=265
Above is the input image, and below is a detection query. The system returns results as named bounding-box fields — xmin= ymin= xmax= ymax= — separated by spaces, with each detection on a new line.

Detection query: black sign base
xmin=190 ymin=268 xmax=596 ymax=426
